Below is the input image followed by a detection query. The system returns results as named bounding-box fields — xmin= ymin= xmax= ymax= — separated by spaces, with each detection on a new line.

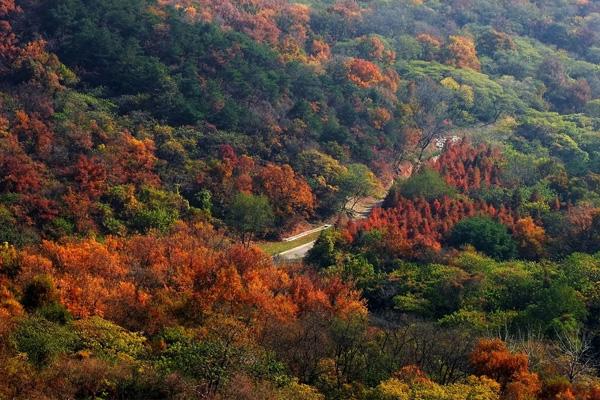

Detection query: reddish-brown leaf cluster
xmin=0 ymin=104 xmax=161 ymax=233
xmin=0 ymin=1 xmax=169 ymax=236
xmin=0 ymin=134 xmax=45 ymax=195
xmin=200 ymin=146 xmax=315 ymax=230
xmin=431 ymin=139 xmax=503 ymax=192
xmin=15 ymin=222 xmax=365 ymax=333
xmin=344 ymin=196 xmax=514 ymax=258
xmin=346 ymin=58 xmax=385 ymax=88
xmin=0 ymin=0 xmax=20 ymax=75
xmin=446 ymin=35 xmax=481 ymax=71
xmin=470 ymin=339 xmax=541 ymax=400
xmin=341 ymin=141 xmax=514 ymax=258
xmin=13 ymin=110 xmax=54 ymax=158
xmin=158 ymin=0 xmax=320 ymax=64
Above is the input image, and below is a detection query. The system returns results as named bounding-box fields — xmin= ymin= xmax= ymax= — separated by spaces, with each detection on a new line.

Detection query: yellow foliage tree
xmin=446 ymin=35 xmax=481 ymax=71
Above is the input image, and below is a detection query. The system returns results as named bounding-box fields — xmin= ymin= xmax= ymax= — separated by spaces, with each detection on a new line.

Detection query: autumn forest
xmin=2 ymin=0 xmax=600 ymax=399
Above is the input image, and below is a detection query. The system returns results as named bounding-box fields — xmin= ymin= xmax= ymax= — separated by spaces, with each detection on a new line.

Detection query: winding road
xmin=277 ymin=240 xmax=320 ymax=260
xmin=275 ymin=196 xmax=385 ymax=261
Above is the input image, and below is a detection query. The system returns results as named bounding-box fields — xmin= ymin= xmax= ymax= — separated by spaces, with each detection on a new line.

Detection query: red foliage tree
xmin=72 ymin=155 xmax=108 ymax=200
xmin=346 ymin=58 xmax=384 ymax=88
xmin=431 ymin=139 xmax=502 ymax=192
xmin=470 ymin=338 xmax=541 ymax=400
xmin=254 ymin=163 xmax=315 ymax=225
xmin=0 ymin=135 xmax=44 ymax=194
xmin=13 ymin=110 xmax=54 ymax=158
xmin=345 ymin=195 xmax=515 ymax=259
xmin=16 ymin=222 xmax=364 ymax=333
xmin=0 ymin=0 xmax=20 ymax=75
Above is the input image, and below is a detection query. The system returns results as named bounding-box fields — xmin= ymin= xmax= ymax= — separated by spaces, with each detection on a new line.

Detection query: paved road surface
xmin=274 ymin=194 xmax=387 ymax=261
xmin=277 ymin=241 xmax=317 ymax=261
xmin=282 ymin=224 xmax=331 ymax=242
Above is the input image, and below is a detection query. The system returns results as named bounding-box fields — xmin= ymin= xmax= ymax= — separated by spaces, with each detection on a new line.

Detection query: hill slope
xmin=1 ymin=0 xmax=600 ymax=399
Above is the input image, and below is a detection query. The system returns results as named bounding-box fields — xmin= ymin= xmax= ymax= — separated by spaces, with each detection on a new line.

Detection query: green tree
xmin=12 ymin=316 xmax=79 ymax=368
xmin=385 ymin=168 xmax=456 ymax=205
xmin=305 ymin=229 xmax=344 ymax=268
xmin=296 ymin=150 xmax=346 ymax=216
xmin=195 ymin=189 xmax=213 ymax=216
xmin=75 ymin=317 xmax=147 ymax=361
xmin=21 ymin=275 xmax=59 ymax=312
xmin=130 ymin=186 xmax=184 ymax=234
xmin=448 ymin=217 xmax=517 ymax=260
xmin=337 ymin=164 xmax=380 ymax=215
xmin=326 ymin=255 xmax=376 ymax=291
xmin=227 ymin=193 xmax=274 ymax=246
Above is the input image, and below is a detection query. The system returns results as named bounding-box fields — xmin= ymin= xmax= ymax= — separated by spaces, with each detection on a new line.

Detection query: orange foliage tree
xmin=200 ymin=147 xmax=315 ymax=232
xmin=369 ymin=107 xmax=392 ymax=130
xmin=329 ymin=0 xmax=364 ymax=20
xmin=357 ymin=35 xmax=396 ymax=64
xmin=254 ymin=163 xmax=315 ymax=226
xmin=106 ymin=132 xmax=160 ymax=187
xmin=416 ymin=33 xmax=443 ymax=61
xmin=346 ymin=58 xmax=384 ymax=88
xmin=15 ymin=222 xmax=364 ymax=333
xmin=446 ymin=35 xmax=481 ymax=71
xmin=431 ymin=139 xmax=503 ymax=192
xmin=345 ymin=196 xmax=515 ymax=259
xmin=308 ymin=38 xmax=331 ymax=64
xmin=543 ymin=384 xmax=600 ymax=400
xmin=470 ymin=339 xmax=541 ymax=400
xmin=513 ymin=217 xmax=546 ymax=259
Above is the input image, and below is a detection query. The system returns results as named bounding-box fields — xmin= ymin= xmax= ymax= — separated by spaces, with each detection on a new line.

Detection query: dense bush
xmin=447 ymin=216 xmax=517 ymax=260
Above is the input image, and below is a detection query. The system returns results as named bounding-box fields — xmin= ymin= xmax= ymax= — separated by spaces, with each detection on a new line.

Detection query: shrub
xmin=21 ymin=275 xmax=59 ymax=312
xmin=12 ymin=316 xmax=79 ymax=367
xmin=448 ymin=216 xmax=516 ymax=260
xmin=75 ymin=316 xmax=147 ymax=362
xmin=385 ymin=169 xmax=456 ymax=206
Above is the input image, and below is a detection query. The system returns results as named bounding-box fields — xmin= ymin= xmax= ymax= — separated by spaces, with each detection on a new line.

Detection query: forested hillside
xmin=2 ymin=0 xmax=600 ymax=399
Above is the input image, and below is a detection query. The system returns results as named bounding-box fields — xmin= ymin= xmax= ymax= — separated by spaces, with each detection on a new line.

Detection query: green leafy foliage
xmin=75 ymin=316 xmax=147 ymax=361
xmin=21 ymin=275 xmax=59 ymax=312
xmin=12 ymin=316 xmax=80 ymax=367
xmin=447 ymin=216 xmax=517 ymax=260
xmin=226 ymin=192 xmax=274 ymax=243
xmin=386 ymin=169 xmax=457 ymax=204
